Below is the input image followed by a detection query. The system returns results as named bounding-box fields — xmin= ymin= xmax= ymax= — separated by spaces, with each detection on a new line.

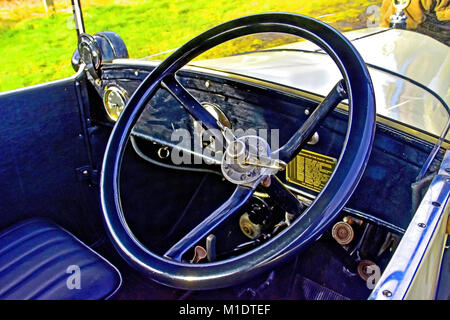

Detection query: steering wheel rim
xmin=100 ymin=13 xmax=376 ymax=290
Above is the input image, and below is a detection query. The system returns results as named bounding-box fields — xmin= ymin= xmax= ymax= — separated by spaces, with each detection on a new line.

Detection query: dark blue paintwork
xmin=161 ymin=74 xmax=221 ymax=132
xmin=276 ymin=79 xmax=347 ymax=162
xmin=0 ymin=77 xmax=104 ymax=243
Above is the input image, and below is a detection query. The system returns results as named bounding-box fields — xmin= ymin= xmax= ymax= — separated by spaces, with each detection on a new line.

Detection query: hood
xmin=192 ymin=28 xmax=450 ymax=139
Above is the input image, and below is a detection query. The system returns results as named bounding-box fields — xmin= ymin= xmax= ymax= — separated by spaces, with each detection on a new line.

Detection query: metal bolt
xmin=418 ymin=223 xmax=427 ymax=228
xmin=261 ymin=176 xmax=271 ymax=187
xmin=82 ymin=170 xmax=89 ymax=175
xmin=134 ymin=71 xmax=139 ymax=76
xmin=205 ymin=80 xmax=210 ymax=88
xmin=304 ymin=109 xmax=310 ymax=115
xmin=382 ymin=290 xmax=392 ymax=297
xmin=307 ymin=132 xmax=320 ymax=145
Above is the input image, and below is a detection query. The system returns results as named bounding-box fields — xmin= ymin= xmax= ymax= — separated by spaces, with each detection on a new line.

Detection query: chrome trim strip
xmin=369 ymin=150 xmax=450 ymax=300
xmin=71 ymin=0 xmax=85 ymax=37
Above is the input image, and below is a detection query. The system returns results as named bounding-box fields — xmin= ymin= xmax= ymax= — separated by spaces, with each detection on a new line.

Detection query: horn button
xmin=221 ymin=135 xmax=280 ymax=185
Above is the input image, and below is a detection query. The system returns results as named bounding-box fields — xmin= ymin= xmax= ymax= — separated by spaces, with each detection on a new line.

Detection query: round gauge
xmin=103 ymin=85 xmax=129 ymax=121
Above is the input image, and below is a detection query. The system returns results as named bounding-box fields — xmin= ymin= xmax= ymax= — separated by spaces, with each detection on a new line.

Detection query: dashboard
xmin=89 ymin=63 xmax=444 ymax=233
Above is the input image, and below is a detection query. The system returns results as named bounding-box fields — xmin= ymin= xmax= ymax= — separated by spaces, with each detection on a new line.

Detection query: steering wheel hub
xmin=221 ymin=135 xmax=273 ymax=185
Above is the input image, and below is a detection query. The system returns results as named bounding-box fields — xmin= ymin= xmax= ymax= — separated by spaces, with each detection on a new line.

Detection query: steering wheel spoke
xmin=277 ymin=79 xmax=347 ymax=163
xmin=164 ymin=185 xmax=255 ymax=261
xmin=161 ymin=73 xmax=222 ymax=132
xmin=264 ymin=175 xmax=305 ymax=216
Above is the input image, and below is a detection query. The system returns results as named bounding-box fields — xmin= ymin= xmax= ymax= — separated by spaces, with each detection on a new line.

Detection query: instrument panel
xmin=89 ymin=64 xmax=443 ymax=231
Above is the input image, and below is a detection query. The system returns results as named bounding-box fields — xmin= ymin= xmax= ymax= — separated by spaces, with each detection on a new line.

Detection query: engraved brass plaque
xmin=286 ymin=150 xmax=337 ymax=192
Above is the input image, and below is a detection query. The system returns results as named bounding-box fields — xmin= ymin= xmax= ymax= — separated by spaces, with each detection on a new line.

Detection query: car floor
xmin=92 ymin=146 xmax=373 ymax=300
xmin=92 ymin=233 xmax=372 ymax=300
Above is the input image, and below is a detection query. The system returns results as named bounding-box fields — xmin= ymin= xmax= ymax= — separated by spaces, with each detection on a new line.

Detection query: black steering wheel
xmin=100 ymin=13 xmax=376 ymax=290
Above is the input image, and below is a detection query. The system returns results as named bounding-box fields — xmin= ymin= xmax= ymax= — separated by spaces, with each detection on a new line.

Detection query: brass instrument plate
xmin=286 ymin=150 xmax=337 ymax=192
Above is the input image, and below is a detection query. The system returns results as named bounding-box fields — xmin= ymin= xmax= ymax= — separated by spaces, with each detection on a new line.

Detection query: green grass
xmin=0 ymin=0 xmax=380 ymax=91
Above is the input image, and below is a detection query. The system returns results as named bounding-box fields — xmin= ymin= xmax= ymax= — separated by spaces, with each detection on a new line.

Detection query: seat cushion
xmin=0 ymin=218 xmax=121 ymax=300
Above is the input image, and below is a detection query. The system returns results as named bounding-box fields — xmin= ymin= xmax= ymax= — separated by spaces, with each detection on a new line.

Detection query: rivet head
xmin=382 ymin=290 xmax=392 ymax=297
xmin=432 ymin=201 xmax=441 ymax=207
xmin=418 ymin=223 xmax=427 ymax=228
xmin=304 ymin=109 xmax=310 ymax=115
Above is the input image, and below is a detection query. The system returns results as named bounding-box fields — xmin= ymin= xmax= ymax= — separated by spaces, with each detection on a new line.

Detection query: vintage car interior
xmin=0 ymin=9 xmax=448 ymax=300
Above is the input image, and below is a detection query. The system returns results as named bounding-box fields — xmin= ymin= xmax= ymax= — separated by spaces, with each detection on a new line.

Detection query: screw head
xmin=382 ymin=290 xmax=392 ymax=297
xmin=432 ymin=201 xmax=441 ymax=207
xmin=418 ymin=223 xmax=427 ymax=228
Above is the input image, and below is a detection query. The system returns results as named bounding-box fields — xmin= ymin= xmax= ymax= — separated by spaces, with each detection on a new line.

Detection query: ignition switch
xmin=239 ymin=197 xmax=275 ymax=239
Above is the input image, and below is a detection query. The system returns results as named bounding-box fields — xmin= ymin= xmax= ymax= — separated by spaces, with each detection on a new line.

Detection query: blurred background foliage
xmin=0 ymin=0 xmax=381 ymax=91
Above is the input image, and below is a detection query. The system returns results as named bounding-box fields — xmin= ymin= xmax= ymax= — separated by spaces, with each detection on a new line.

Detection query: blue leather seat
xmin=0 ymin=218 xmax=121 ymax=300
